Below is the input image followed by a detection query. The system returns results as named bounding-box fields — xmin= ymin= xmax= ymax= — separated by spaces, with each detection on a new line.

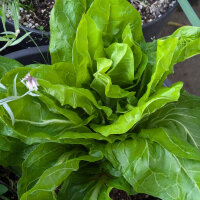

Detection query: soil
xmin=6 ymin=0 xmax=55 ymax=32
xmin=0 ymin=166 xmax=18 ymax=200
xmin=128 ymin=0 xmax=177 ymax=24
xmin=110 ymin=189 xmax=161 ymax=200
xmin=4 ymin=0 xmax=178 ymax=32
xmin=19 ymin=0 xmax=55 ymax=31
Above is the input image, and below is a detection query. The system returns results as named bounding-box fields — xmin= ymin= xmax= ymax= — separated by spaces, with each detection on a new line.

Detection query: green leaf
xmin=0 ymin=126 xmax=35 ymax=172
xmin=11 ymin=99 xmax=79 ymax=135
xmin=169 ymin=26 xmax=200 ymax=64
xmin=86 ymin=15 xmax=104 ymax=60
xmin=37 ymin=93 xmax=83 ymax=125
xmin=0 ymin=184 xmax=8 ymax=196
xmin=0 ymin=92 xmax=82 ymax=140
xmin=0 ymin=2 xmax=6 ymax=31
xmin=91 ymin=58 xmax=135 ymax=99
xmin=122 ymin=23 xmax=143 ymax=71
xmin=0 ymin=56 xmax=23 ymax=79
xmin=87 ymin=0 xmax=144 ymax=46
xmin=38 ymin=79 xmax=112 ymax=117
xmin=30 ymin=62 xmax=76 ymax=87
xmin=90 ymin=82 xmax=182 ymax=136
xmin=134 ymin=53 xmax=148 ymax=85
xmin=136 ymin=91 xmax=200 ymax=156
xmin=0 ymin=66 xmax=31 ymax=88
xmin=105 ymin=43 xmax=135 ymax=86
xmin=49 ymin=0 xmax=87 ymax=64
xmin=156 ymin=26 xmax=200 ymax=87
xmin=58 ymin=163 xmax=134 ymax=200
xmin=0 ymin=1 xmax=200 ymax=200
xmin=72 ymin=14 xmax=92 ymax=87
xmin=138 ymin=37 xmax=178 ymax=103
xmin=19 ymin=143 xmax=103 ymax=200
xmin=100 ymin=137 xmax=200 ymax=200
xmin=139 ymin=128 xmax=200 ymax=161
xmin=10 ymin=32 xmax=31 ymax=46
xmin=86 ymin=0 xmax=94 ymax=9
xmin=58 ymin=170 xmax=111 ymax=200
xmin=17 ymin=143 xmax=70 ymax=198
xmin=52 ymin=131 xmax=125 ymax=144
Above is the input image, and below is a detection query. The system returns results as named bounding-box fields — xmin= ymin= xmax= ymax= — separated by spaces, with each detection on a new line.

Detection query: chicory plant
xmin=0 ymin=0 xmax=200 ymax=199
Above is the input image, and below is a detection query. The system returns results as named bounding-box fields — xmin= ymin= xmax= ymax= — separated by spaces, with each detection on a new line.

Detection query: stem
xmin=168 ymin=21 xmax=184 ymax=27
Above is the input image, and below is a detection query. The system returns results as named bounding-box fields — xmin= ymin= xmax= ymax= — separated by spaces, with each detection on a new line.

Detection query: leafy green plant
xmin=0 ymin=0 xmax=200 ymax=200
xmin=0 ymin=0 xmax=31 ymax=52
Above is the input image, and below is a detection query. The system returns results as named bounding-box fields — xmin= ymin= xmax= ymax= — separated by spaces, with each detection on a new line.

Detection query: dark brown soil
xmin=6 ymin=0 xmax=55 ymax=31
xmin=0 ymin=166 xmax=18 ymax=200
xmin=18 ymin=0 xmax=55 ymax=31
xmin=5 ymin=0 xmax=55 ymax=31
xmin=110 ymin=189 xmax=161 ymax=200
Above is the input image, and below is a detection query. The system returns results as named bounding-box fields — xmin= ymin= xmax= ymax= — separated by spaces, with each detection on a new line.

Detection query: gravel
xmin=4 ymin=0 xmax=55 ymax=32
xmin=128 ymin=0 xmax=177 ymax=24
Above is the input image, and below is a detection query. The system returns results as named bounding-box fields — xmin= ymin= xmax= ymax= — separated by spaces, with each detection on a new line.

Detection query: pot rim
xmin=4 ymin=45 xmax=49 ymax=60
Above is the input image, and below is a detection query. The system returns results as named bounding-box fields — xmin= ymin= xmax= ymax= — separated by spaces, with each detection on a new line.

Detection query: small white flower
xmin=21 ymin=72 xmax=39 ymax=91
xmin=16 ymin=29 xmax=20 ymax=35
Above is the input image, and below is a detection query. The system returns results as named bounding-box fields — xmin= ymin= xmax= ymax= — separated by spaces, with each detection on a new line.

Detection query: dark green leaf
xmin=0 ymin=184 xmax=8 ymax=196
xmin=100 ymin=137 xmax=200 ymax=200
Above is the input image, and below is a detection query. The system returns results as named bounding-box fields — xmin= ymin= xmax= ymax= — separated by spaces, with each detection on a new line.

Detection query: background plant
xmin=0 ymin=0 xmax=30 ymax=52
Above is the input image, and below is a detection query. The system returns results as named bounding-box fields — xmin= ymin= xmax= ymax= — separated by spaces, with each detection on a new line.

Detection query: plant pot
xmin=4 ymin=45 xmax=49 ymax=64
xmin=142 ymin=2 xmax=179 ymax=41
xmin=4 ymin=46 xmax=172 ymax=87
xmin=0 ymin=43 xmax=24 ymax=56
